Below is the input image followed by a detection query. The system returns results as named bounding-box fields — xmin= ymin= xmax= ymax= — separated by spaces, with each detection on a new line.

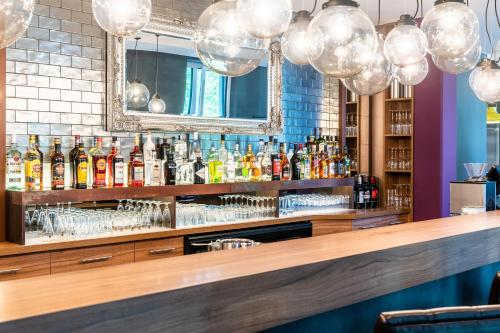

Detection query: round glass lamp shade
xmin=281 ymin=11 xmax=313 ymax=65
xmin=306 ymin=2 xmax=377 ymax=78
xmin=432 ymin=41 xmax=481 ymax=74
xmin=195 ymin=0 xmax=268 ymax=77
xmin=469 ymin=60 xmax=500 ymax=104
xmin=394 ymin=57 xmax=429 ymax=86
xmin=0 ymin=0 xmax=34 ymax=49
xmin=126 ymin=80 xmax=150 ymax=109
xmin=384 ymin=15 xmax=428 ymax=67
xmin=342 ymin=35 xmax=394 ymax=96
xmin=237 ymin=0 xmax=293 ymax=39
xmin=148 ymin=94 xmax=166 ymax=114
xmin=421 ymin=1 xmax=479 ymax=59
xmin=92 ymin=0 xmax=151 ymax=37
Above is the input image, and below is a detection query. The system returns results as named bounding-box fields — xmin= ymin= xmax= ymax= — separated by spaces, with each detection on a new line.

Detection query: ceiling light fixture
xmin=92 ymin=0 xmax=151 ymax=37
xmin=281 ymin=9 xmax=314 ymax=65
xmin=126 ymin=37 xmax=151 ymax=109
xmin=469 ymin=59 xmax=500 ymax=104
xmin=0 ymin=0 xmax=34 ymax=49
xmin=394 ymin=57 xmax=429 ymax=86
xmin=237 ymin=0 xmax=293 ymax=39
xmin=148 ymin=34 xmax=166 ymax=114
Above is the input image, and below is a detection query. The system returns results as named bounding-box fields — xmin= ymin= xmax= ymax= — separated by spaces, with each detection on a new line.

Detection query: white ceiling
xmin=292 ymin=0 xmax=500 ymax=57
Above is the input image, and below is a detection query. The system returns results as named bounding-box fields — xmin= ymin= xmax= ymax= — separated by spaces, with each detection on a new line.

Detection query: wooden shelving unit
xmin=340 ymin=85 xmax=361 ymax=176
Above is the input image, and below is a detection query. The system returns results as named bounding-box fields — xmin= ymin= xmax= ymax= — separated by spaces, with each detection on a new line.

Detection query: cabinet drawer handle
xmin=80 ymin=256 xmax=113 ymax=264
xmin=0 ymin=268 xmax=22 ymax=275
xmin=389 ymin=221 xmax=404 ymax=226
xmin=361 ymin=225 xmax=376 ymax=230
xmin=149 ymin=248 xmax=176 ymax=255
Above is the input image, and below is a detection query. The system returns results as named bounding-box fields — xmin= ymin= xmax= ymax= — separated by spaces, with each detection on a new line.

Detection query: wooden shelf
xmin=345 ymin=135 xmax=358 ymax=139
xmin=385 ymin=134 xmax=412 ymax=138
xmin=385 ymin=98 xmax=412 ymax=102
xmin=346 ymin=101 xmax=358 ymax=105
xmin=385 ymin=170 xmax=412 ymax=174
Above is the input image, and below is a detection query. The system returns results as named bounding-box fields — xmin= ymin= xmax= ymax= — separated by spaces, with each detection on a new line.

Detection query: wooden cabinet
xmin=352 ymin=214 xmax=408 ymax=230
xmin=51 ymin=243 xmax=134 ymax=274
xmin=311 ymin=220 xmax=352 ymax=237
xmin=0 ymin=253 xmax=50 ymax=281
xmin=135 ymin=237 xmax=184 ymax=262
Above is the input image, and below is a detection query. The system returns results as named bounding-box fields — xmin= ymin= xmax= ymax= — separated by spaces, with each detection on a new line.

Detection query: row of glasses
xmin=386 ymin=148 xmax=411 ymax=171
xmin=388 ymin=110 xmax=412 ymax=135
xmin=386 ymin=184 xmax=412 ymax=209
xmin=279 ymin=194 xmax=351 ymax=216
xmin=349 ymin=148 xmax=358 ymax=170
xmin=346 ymin=113 xmax=358 ymax=137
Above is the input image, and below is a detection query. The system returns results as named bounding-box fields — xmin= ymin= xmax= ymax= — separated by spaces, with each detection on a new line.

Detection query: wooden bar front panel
xmin=1 ymin=48 xmax=6 ymax=242
xmin=135 ymin=237 xmax=183 ymax=262
xmin=0 ymin=253 xmax=50 ymax=281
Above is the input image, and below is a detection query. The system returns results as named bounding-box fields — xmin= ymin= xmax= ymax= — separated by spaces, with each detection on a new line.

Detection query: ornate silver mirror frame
xmin=106 ymin=14 xmax=284 ymax=135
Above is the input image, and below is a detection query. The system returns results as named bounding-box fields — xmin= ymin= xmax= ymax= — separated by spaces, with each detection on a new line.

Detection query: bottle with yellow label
xmin=75 ymin=143 xmax=88 ymax=190
xmin=25 ymin=135 xmax=42 ymax=191
xmin=91 ymin=137 xmax=107 ymax=188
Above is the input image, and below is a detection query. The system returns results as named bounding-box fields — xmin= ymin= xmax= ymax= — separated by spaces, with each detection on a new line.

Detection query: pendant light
xmin=0 ymin=0 xmax=34 ymax=49
xmin=92 ymin=0 xmax=151 ymax=37
xmin=342 ymin=34 xmax=394 ymax=96
xmin=306 ymin=0 xmax=377 ymax=78
xmin=148 ymin=34 xmax=166 ymax=114
xmin=432 ymin=40 xmax=481 ymax=74
xmin=126 ymin=37 xmax=151 ymax=109
xmin=394 ymin=57 xmax=429 ymax=86
xmin=421 ymin=0 xmax=480 ymax=60
xmin=469 ymin=59 xmax=500 ymax=104
xmin=384 ymin=14 xmax=428 ymax=67
xmin=237 ymin=0 xmax=293 ymax=39
xmin=281 ymin=10 xmax=313 ymax=65
xmin=194 ymin=0 xmax=268 ymax=77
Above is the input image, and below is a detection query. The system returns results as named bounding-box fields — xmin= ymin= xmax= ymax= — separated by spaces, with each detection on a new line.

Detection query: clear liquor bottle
xmin=301 ymin=146 xmax=311 ymax=180
xmin=174 ymin=134 xmax=188 ymax=163
xmin=6 ymin=135 xmax=23 ymax=190
xmin=233 ymin=144 xmax=245 ymax=182
xmin=261 ymin=142 xmax=273 ymax=181
xmin=113 ymin=140 xmax=125 ymax=187
xmin=143 ymin=132 xmax=156 ymax=186
xmin=218 ymin=135 xmax=228 ymax=182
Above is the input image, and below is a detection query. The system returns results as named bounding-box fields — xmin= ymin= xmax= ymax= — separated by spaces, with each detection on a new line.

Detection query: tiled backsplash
xmin=5 ymin=0 xmax=339 ymax=159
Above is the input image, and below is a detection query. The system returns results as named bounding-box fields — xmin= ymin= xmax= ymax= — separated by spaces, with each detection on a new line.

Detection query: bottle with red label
xmin=370 ymin=176 xmax=379 ymax=209
xmin=91 ymin=137 xmax=107 ymax=188
xmin=271 ymin=139 xmax=281 ymax=181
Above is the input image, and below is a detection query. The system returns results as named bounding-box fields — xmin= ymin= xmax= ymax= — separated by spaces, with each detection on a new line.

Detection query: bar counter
xmin=0 ymin=211 xmax=499 ymax=332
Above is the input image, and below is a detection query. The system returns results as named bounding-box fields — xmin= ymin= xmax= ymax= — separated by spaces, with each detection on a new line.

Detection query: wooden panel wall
xmin=0 ymin=49 xmax=6 ymax=241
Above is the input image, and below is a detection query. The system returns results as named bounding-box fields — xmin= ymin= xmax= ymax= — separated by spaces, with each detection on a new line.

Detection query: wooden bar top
xmin=1 ymin=211 xmax=499 ymax=333
xmin=0 ymin=208 xmax=409 ymax=256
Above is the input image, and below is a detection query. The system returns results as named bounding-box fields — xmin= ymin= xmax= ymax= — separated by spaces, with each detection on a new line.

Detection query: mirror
xmin=106 ymin=14 xmax=284 ymax=135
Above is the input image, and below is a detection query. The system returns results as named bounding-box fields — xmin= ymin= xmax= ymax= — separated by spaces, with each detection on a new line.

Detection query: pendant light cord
xmin=134 ymin=37 xmax=140 ymax=81
xmin=486 ymin=0 xmax=494 ymax=58
xmin=311 ymin=0 xmax=318 ymax=13
xmin=377 ymin=0 xmax=381 ymax=26
xmin=154 ymin=34 xmax=160 ymax=94
xmin=413 ymin=0 xmax=420 ymax=19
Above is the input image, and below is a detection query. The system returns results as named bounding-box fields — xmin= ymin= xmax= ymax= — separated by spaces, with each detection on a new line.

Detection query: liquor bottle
xmin=233 ymin=144 xmax=245 ymax=182
xmin=363 ymin=177 xmax=371 ymax=209
xmin=280 ymin=143 xmax=290 ymax=180
xmin=219 ymin=135 xmax=229 ymax=182
xmin=194 ymin=156 xmax=206 ymax=184
xmin=328 ymin=146 xmax=337 ymax=179
xmin=301 ymin=146 xmax=311 ymax=180
xmin=243 ymin=144 xmax=256 ymax=182
xmin=310 ymin=145 xmax=319 ymax=180
xmin=6 ymin=135 xmax=23 ymax=190
xmin=92 ymin=137 xmax=107 ymax=188
xmin=164 ymin=153 xmax=177 ymax=185
xmin=149 ymin=150 xmax=163 ymax=186
xmin=155 ymin=137 xmax=163 ymax=161
xmin=319 ymin=146 xmax=329 ymax=179
xmin=208 ymin=146 xmax=223 ymax=184
xmin=106 ymin=137 xmax=118 ymax=187
xmin=143 ymin=132 xmax=156 ymax=186
xmin=75 ymin=143 xmax=88 ymax=190
xmin=287 ymin=144 xmax=294 ymax=164
xmin=326 ymin=136 xmax=334 ymax=157
xmin=128 ymin=134 xmax=144 ymax=187
xmin=306 ymin=135 xmax=315 ymax=152
xmin=87 ymin=136 xmax=98 ymax=187
xmin=34 ymin=135 xmax=44 ymax=189
xmin=69 ymin=135 xmax=80 ymax=189
xmin=337 ymin=147 xmax=346 ymax=178
xmin=51 ymin=138 xmax=65 ymax=190
xmin=25 ymin=135 xmax=42 ymax=191
xmin=290 ymin=145 xmax=301 ymax=180
xmin=317 ymin=128 xmax=326 ymax=153
xmin=370 ymin=176 xmax=379 ymax=209
xmin=270 ymin=140 xmax=281 ymax=181
xmin=174 ymin=134 xmax=188 ymax=162
xmin=355 ymin=175 xmax=364 ymax=209
xmin=189 ymin=132 xmax=201 ymax=162
xmin=344 ymin=147 xmax=351 ymax=178
xmin=250 ymin=146 xmax=261 ymax=183
xmin=256 ymin=139 xmax=265 ymax=165
xmin=160 ymin=138 xmax=170 ymax=185
xmin=261 ymin=142 xmax=272 ymax=181
xmin=113 ymin=140 xmax=125 ymax=187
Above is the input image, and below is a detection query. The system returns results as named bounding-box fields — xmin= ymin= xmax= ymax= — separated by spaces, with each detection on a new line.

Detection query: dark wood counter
xmin=0 ymin=211 xmax=498 ymax=332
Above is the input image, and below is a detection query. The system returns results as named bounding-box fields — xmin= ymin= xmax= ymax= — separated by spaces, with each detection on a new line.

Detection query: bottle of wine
xmin=370 ymin=176 xmax=379 ymax=209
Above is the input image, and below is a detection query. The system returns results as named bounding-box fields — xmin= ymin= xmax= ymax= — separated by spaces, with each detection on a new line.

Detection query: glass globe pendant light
xmin=194 ymin=0 xmax=268 ymax=77
xmin=469 ymin=59 xmax=500 ymax=104
xmin=237 ymin=0 xmax=293 ymax=39
xmin=342 ymin=35 xmax=394 ymax=96
xmin=432 ymin=40 xmax=481 ymax=74
xmin=0 ymin=0 xmax=34 ymax=49
xmin=306 ymin=0 xmax=377 ymax=78
xmin=421 ymin=0 xmax=479 ymax=59
xmin=384 ymin=15 xmax=428 ymax=67
xmin=394 ymin=57 xmax=429 ymax=86
xmin=126 ymin=37 xmax=150 ymax=109
xmin=92 ymin=0 xmax=151 ymax=37
xmin=281 ymin=11 xmax=313 ymax=65
xmin=148 ymin=34 xmax=166 ymax=114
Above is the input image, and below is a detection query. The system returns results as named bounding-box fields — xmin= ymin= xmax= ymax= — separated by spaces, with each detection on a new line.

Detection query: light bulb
xmin=237 ymin=0 xmax=293 ymax=39
xmin=281 ymin=11 xmax=312 ymax=65
xmin=342 ymin=35 xmax=394 ymax=96
xmin=0 ymin=0 xmax=34 ymax=49
xmin=306 ymin=0 xmax=377 ymax=78
xmin=92 ymin=0 xmax=151 ymax=37
xmin=384 ymin=15 xmax=428 ymax=67
xmin=394 ymin=57 xmax=429 ymax=86
xmin=126 ymin=80 xmax=150 ymax=109
xmin=148 ymin=94 xmax=166 ymax=114
xmin=432 ymin=41 xmax=481 ymax=74
xmin=421 ymin=0 xmax=479 ymax=59
xmin=469 ymin=59 xmax=500 ymax=104
xmin=194 ymin=0 xmax=268 ymax=77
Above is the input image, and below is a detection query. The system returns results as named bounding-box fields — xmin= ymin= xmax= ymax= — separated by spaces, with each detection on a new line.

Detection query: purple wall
xmin=414 ymin=58 xmax=457 ymax=221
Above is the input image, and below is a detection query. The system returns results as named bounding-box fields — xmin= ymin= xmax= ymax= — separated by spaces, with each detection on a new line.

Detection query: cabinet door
xmin=51 ymin=243 xmax=134 ymax=274
xmin=135 ymin=237 xmax=184 ymax=262
xmin=311 ymin=220 xmax=353 ymax=236
xmin=0 ymin=253 xmax=50 ymax=281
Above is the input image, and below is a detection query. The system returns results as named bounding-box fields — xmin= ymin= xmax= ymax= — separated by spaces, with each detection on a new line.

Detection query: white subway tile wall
xmin=6 ymin=0 xmax=339 ymax=159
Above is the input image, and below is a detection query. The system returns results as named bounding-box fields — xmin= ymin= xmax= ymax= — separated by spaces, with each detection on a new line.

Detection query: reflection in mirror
xmin=125 ymin=32 xmax=268 ymax=120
